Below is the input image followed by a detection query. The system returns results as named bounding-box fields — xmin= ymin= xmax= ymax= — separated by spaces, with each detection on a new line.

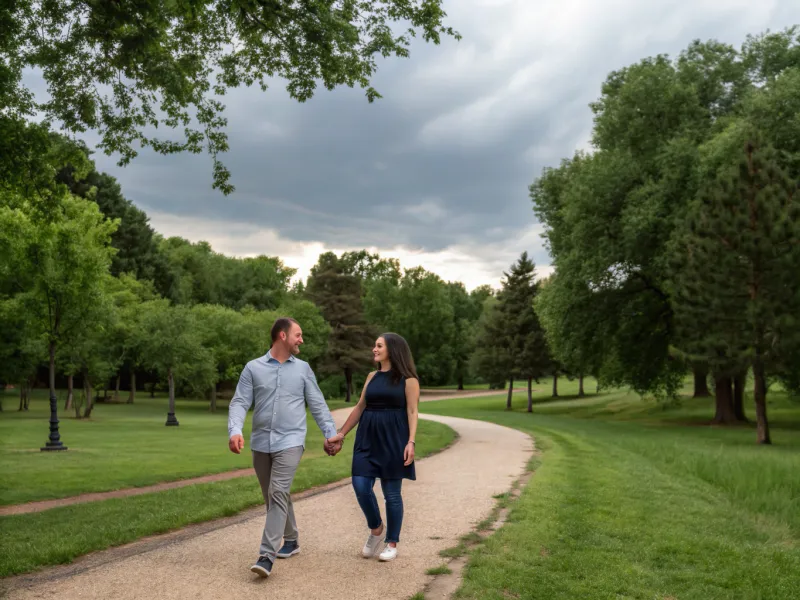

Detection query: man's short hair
xmin=271 ymin=317 xmax=299 ymax=343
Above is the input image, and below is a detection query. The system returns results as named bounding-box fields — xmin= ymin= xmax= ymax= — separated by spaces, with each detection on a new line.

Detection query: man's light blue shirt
xmin=227 ymin=351 xmax=337 ymax=453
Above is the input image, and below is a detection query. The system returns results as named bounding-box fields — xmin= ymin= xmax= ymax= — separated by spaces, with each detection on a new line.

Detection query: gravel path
xmin=5 ymin=409 xmax=533 ymax=600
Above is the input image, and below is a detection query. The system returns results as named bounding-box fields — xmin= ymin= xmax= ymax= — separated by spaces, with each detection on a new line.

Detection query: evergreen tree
xmin=670 ymin=134 xmax=800 ymax=444
xmin=497 ymin=253 xmax=550 ymax=411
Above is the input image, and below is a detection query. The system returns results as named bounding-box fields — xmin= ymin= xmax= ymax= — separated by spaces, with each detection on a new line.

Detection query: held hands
xmin=229 ymin=434 xmax=245 ymax=454
xmin=324 ymin=432 xmax=345 ymax=456
xmin=404 ymin=441 xmax=415 ymax=466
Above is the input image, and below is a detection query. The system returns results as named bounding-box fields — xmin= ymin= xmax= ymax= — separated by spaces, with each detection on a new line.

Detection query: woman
xmin=327 ymin=332 xmax=419 ymax=562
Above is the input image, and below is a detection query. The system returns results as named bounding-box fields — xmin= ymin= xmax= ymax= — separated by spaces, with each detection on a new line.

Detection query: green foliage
xmin=472 ymin=253 xmax=549 ymax=391
xmin=670 ymin=134 xmax=800 ymax=441
xmin=471 ymin=295 xmax=510 ymax=389
xmin=498 ymin=252 xmax=550 ymax=382
xmin=3 ymin=0 xmax=459 ymax=192
xmin=531 ymin=26 xmax=800 ymax=402
xmin=57 ymin=159 xmax=161 ymax=282
xmin=153 ymin=236 xmax=293 ymax=309
xmin=133 ymin=300 xmax=216 ymax=398
xmin=306 ymin=252 xmax=374 ymax=397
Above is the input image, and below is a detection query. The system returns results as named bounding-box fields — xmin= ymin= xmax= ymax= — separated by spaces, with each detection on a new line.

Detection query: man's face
xmin=283 ymin=323 xmax=303 ymax=355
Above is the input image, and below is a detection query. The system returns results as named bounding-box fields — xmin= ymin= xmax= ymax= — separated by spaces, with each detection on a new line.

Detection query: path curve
xmin=1 ymin=389 xmax=507 ymax=517
xmin=5 ymin=410 xmax=533 ymax=600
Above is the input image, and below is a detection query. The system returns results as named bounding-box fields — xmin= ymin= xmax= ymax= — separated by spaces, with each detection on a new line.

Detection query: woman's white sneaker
xmin=378 ymin=544 xmax=398 ymax=561
xmin=362 ymin=532 xmax=383 ymax=558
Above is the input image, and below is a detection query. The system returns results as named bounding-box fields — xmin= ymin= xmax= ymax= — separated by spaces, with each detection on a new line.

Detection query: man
xmin=228 ymin=317 xmax=343 ymax=578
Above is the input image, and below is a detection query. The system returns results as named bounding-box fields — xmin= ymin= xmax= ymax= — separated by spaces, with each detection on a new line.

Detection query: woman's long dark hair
xmin=381 ymin=332 xmax=419 ymax=384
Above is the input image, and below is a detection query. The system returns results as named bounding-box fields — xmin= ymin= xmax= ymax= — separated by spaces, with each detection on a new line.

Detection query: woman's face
xmin=373 ymin=337 xmax=389 ymax=363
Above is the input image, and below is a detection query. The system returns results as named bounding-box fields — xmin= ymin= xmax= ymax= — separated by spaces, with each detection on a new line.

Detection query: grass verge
xmin=421 ymin=388 xmax=800 ymax=600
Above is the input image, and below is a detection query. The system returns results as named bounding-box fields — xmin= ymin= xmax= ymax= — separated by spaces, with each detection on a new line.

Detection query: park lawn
xmin=0 ymin=406 xmax=454 ymax=577
xmin=0 ymin=390 xmax=352 ymax=506
xmin=421 ymin=385 xmax=800 ymax=600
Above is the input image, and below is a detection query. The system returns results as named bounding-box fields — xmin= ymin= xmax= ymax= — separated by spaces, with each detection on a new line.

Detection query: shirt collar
xmin=265 ymin=349 xmax=296 ymax=363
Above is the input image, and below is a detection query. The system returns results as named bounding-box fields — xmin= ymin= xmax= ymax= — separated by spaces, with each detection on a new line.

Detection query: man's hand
xmin=229 ymin=434 xmax=245 ymax=454
xmin=324 ymin=437 xmax=343 ymax=456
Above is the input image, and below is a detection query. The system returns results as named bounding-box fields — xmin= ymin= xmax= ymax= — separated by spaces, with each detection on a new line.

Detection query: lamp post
xmin=41 ymin=389 xmax=67 ymax=451
xmin=41 ymin=343 xmax=67 ymax=451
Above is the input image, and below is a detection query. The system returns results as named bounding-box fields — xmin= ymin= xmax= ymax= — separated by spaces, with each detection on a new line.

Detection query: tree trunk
xmin=344 ymin=367 xmax=353 ymax=403
xmin=753 ymin=361 xmax=771 ymax=444
xmin=83 ymin=375 xmax=95 ymax=419
xmin=552 ymin=373 xmax=559 ymax=398
xmin=693 ymin=364 xmax=711 ymax=398
xmin=578 ymin=373 xmax=585 ymax=397
xmin=506 ymin=377 xmax=514 ymax=409
xmin=165 ymin=368 xmax=179 ymax=426
xmin=114 ymin=375 xmax=121 ymax=402
xmin=128 ymin=371 xmax=136 ymax=404
xmin=713 ymin=375 xmax=737 ymax=423
xmin=209 ymin=384 xmax=217 ymax=413
xmin=150 ymin=381 xmax=156 ymax=398
xmin=457 ymin=375 xmax=464 ymax=391
xmin=65 ymin=375 xmax=74 ymax=410
xmin=733 ymin=369 xmax=748 ymax=422
xmin=526 ymin=377 xmax=533 ymax=413
xmin=18 ymin=385 xmax=25 ymax=411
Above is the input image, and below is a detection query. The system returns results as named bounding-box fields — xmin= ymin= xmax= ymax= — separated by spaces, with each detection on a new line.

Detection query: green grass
xmin=0 ymin=391 xmax=455 ymax=577
xmin=0 ymin=390 xmax=352 ymax=506
xmin=421 ymin=383 xmax=800 ymax=600
xmin=426 ymin=383 xmax=495 ymax=391
xmin=426 ymin=564 xmax=452 ymax=575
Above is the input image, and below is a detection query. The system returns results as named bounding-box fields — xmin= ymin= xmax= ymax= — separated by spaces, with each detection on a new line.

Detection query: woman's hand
xmin=403 ymin=442 xmax=415 ymax=466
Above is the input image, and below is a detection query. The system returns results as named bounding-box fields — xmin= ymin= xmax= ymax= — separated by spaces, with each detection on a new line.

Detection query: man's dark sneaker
xmin=250 ymin=555 xmax=273 ymax=577
xmin=276 ymin=540 xmax=301 ymax=559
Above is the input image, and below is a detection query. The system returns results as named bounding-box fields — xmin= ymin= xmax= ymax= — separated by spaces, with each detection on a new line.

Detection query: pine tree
xmin=497 ymin=252 xmax=551 ymax=411
xmin=306 ymin=253 xmax=374 ymax=402
xmin=671 ymin=134 xmax=800 ymax=444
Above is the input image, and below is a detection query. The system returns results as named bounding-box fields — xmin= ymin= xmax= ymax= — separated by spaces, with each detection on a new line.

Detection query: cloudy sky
xmin=83 ymin=0 xmax=797 ymax=290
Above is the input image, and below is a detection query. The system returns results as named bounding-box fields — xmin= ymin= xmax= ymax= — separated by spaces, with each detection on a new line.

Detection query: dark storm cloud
xmin=58 ymin=0 xmax=797 ymax=281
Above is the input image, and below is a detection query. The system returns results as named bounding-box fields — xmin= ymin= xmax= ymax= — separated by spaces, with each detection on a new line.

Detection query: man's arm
xmin=303 ymin=362 xmax=337 ymax=440
xmin=228 ymin=364 xmax=254 ymax=453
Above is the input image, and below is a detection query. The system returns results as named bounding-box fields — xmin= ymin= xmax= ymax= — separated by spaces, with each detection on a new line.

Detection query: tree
xmin=0 ymin=191 xmax=117 ymax=448
xmin=134 ymin=300 xmax=216 ymax=425
xmin=471 ymin=296 xmax=511 ymax=391
xmin=448 ymin=282 xmax=479 ymax=390
xmin=0 ymin=297 xmax=44 ymax=411
xmin=495 ymin=253 xmax=550 ymax=411
xmin=381 ymin=267 xmax=456 ymax=386
xmin=306 ymin=253 xmax=374 ymax=401
xmin=191 ymin=304 xmax=246 ymax=412
xmin=535 ymin=274 xmax=604 ymax=399
xmin=4 ymin=1 xmax=459 ymax=192
xmin=153 ymin=236 xmax=291 ymax=309
xmin=670 ymin=134 xmax=800 ymax=444
xmin=57 ymin=162 xmax=161 ymax=282
xmin=57 ymin=287 xmax=117 ymax=419
xmin=528 ymin=31 xmax=798 ymax=404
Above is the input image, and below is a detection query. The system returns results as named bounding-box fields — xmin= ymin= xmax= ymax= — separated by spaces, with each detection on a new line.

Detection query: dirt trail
xmin=5 ymin=408 xmax=533 ymax=600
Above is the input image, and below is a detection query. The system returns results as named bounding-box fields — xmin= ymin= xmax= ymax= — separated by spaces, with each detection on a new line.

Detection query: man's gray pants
xmin=252 ymin=446 xmax=304 ymax=560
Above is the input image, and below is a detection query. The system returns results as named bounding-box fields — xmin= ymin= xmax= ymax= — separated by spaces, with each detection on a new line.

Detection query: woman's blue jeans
xmin=352 ymin=476 xmax=403 ymax=543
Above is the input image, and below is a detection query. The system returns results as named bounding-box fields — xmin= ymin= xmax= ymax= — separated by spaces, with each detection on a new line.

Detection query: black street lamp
xmin=41 ymin=389 xmax=67 ymax=451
